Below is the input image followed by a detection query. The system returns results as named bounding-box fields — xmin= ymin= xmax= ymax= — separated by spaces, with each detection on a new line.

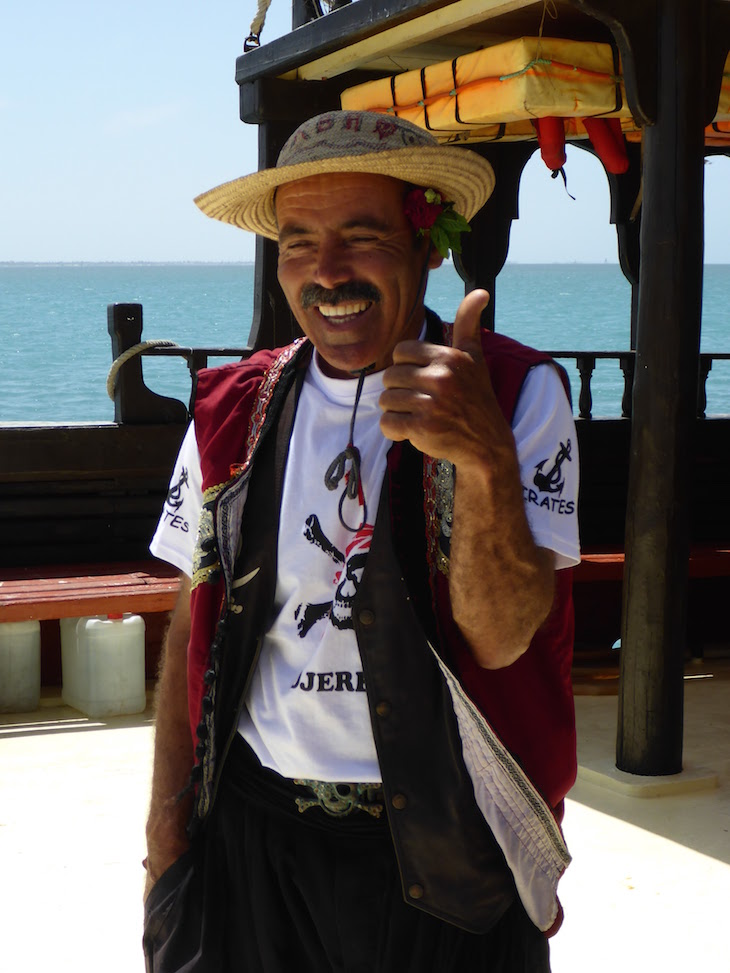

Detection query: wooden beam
xmin=235 ymin=0 xmax=533 ymax=84
xmin=240 ymin=77 xmax=362 ymax=351
xmin=617 ymin=0 xmax=706 ymax=776
xmin=248 ymin=119 xmax=298 ymax=352
xmin=292 ymin=0 xmax=530 ymax=80
xmin=0 ymin=424 xmax=185 ymax=481
xmin=705 ymin=1 xmax=730 ymax=125
xmin=568 ymin=0 xmax=658 ymax=124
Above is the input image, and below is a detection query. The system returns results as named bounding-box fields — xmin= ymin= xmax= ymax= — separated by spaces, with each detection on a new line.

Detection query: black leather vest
xmin=205 ymin=370 xmax=516 ymax=934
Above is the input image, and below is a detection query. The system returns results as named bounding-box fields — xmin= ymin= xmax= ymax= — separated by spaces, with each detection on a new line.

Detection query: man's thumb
xmin=452 ymin=289 xmax=490 ymax=352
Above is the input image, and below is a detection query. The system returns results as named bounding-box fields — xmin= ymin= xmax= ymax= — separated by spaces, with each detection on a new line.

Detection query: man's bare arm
xmin=380 ymin=290 xmax=554 ymax=669
xmin=145 ymin=574 xmax=193 ymax=893
xmin=448 ymin=452 xmax=554 ymax=668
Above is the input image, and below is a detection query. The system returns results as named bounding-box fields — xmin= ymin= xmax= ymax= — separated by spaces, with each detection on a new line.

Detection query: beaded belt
xmin=293 ymin=779 xmax=385 ymax=819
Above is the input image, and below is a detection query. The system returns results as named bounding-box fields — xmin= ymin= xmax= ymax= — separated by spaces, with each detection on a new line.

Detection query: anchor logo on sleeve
xmin=533 ymin=440 xmax=572 ymax=496
xmin=163 ymin=467 xmax=190 ymax=532
xmin=166 ymin=467 xmax=189 ymax=508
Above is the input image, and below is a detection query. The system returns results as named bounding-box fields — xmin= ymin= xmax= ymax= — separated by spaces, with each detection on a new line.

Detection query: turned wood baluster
xmin=619 ymin=353 xmax=635 ymax=419
xmin=576 ymin=354 xmax=596 ymax=420
xmin=697 ymin=355 xmax=712 ymax=418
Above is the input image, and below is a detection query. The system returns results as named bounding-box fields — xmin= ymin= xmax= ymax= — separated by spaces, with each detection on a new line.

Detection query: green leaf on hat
xmin=430 ymin=224 xmax=450 ymax=259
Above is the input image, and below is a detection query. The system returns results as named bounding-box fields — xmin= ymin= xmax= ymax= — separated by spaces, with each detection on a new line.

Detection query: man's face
xmin=276 ymin=172 xmax=443 ymax=378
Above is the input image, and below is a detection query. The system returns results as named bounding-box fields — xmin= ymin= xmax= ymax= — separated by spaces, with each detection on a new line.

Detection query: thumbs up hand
xmin=451 ymin=287 xmax=490 ymax=359
xmin=380 ymin=289 xmax=515 ymax=470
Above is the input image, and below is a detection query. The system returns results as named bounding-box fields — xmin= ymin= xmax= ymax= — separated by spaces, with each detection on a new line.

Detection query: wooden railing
xmin=126 ymin=347 xmax=730 ymax=421
xmin=548 ymin=351 xmax=730 ymax=419
xmin=547 ymin=352 xmax=636 ymax=420
xmin=108 ymin=304 xmax=729 ymax=423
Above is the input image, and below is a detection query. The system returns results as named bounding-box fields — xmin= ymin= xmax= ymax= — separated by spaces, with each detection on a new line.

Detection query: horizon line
xmin=2 ymin=260 xmax=730 ymax=268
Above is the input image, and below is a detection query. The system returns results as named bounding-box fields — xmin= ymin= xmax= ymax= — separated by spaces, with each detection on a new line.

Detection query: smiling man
xmin=144 ymin=111 xmax=580 ymax=973
xmin=276 ymin=172 xmax=442 ymax=377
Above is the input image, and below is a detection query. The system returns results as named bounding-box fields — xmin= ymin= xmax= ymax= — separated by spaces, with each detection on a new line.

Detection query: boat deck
xmin=2 ymin=663 xmax=728 ymax=972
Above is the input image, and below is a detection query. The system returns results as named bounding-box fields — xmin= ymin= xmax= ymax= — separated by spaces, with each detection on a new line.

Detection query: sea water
xmin=1 ymin=262 xmax=728 ymax=422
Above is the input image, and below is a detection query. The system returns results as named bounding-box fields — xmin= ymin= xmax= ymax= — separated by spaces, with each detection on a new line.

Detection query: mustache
xmin=300 ymin=282 xmax=381 ymax=308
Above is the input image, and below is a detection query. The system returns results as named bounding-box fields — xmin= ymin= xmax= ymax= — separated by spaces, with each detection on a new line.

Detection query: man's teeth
xmin=318 ymin=302 xmax=370 ymax=318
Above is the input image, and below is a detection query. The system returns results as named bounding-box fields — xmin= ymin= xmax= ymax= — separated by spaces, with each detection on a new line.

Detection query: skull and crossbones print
xmin=294 ymin=515 xmax=374 ymax=637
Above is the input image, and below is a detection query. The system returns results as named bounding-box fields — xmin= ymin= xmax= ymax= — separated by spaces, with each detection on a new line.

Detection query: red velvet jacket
xmin=187 ymin=317 xmax=576 ymax=815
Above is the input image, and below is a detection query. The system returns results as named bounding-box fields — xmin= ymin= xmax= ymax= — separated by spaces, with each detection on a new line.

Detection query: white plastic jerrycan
xmin=0 ymin=620 xmax=41 ymax=713
xmin=62 ymin=613 xmax=146 ymax=717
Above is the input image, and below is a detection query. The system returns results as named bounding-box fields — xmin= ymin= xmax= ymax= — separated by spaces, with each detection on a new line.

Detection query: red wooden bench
xmin=571 ymin=543 xmax=730 ymax=686
xmin=0 ymin=561 xmax=181 ymax=623
xmin=574 ymin=544 xmax=730 ymax=583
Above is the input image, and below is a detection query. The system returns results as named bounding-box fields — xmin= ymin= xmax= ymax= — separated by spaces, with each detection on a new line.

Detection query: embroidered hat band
xmin=194 ymin=110 xmax=495 ymax=239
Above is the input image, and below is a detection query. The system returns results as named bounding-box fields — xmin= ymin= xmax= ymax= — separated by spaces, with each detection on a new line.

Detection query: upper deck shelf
xmin=235 ymin=0 xmax=613 ymax=85
xmin=235 ymin=0 xmax=730 ymax=142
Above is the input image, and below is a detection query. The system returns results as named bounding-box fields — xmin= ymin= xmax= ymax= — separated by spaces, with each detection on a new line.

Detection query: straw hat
xmin=194 ymin=110 xmax=495 ymax=239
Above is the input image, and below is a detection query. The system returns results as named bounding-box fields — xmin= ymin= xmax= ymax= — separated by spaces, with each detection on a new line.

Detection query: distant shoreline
xmin=0 ymin=261 xmax=256 ymax=268
xmin=2 ymin=260 xmax=729 ymax=268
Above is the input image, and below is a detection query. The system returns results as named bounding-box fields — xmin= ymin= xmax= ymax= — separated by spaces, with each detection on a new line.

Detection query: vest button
xmin=408 ymin=884 xmax=424 ymax=900
xmin=375 ymin=701 xmax=391 ymax=717
xmin=392 ymin=793 xmax=408 ymax=810
xmin=358 ymin=609 xmax=375 ymax=626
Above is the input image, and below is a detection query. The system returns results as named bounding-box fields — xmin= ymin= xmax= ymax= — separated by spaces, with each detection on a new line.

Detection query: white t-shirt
xmin=151 ymin=355 xmax=580 ymax=782
xmin=240 ymin=354 xmax=389 ymax=781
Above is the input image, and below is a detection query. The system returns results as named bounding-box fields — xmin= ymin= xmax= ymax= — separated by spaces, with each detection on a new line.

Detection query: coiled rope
xmin=106 ymin=340 xmax=180 ymax=399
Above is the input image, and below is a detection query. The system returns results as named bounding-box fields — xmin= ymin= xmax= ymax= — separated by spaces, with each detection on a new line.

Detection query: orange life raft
xmin=340 ymin=37 xmax=730 ymax=164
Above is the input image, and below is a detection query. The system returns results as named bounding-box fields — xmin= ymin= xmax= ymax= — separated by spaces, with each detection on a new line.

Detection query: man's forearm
xmin=379 ymin=290 xmax=555 ymax=669
xmin=145 ymin=575 xmax=194 ymax=883
xmin=449 ymin=454 xmax=554 ymax=670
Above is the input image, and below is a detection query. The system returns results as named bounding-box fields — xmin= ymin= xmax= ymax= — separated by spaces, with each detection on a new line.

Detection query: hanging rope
xmin=245 ymin=0 xmax=274 ymax=50
xmin=324 ymin=367 xmax=370 ymax=533
xmin=106 ymin=340 xmax=179 ymax=399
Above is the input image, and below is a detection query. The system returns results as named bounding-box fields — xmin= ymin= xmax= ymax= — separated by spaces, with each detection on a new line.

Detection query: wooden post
xmin=291 ymin=0 xmax=318 ymax=28
xmin=106 ymin=304 xmax=188 ymax=425
xmin=453 ymin=142 xmax=534 ymax=331
xmin=248 ymin=122 xmax=299 ymax=352
xmin=239 ymin=78 xmax=346 ymax=351
xmin=617 ymin=0 xmax=706 ymax=775
xmin=605 ymin=140 xmax=642 ymax=349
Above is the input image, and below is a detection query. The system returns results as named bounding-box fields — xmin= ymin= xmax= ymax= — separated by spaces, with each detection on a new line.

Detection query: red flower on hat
xmin=404 ymin=188 xmax=443 ymax=230
xmin=403 ymin=188 xmax=471 ymax=259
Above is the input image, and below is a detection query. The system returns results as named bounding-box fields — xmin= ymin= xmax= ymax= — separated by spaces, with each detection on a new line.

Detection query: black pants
xmin=144 ymin=737 xmax=551 ymax=973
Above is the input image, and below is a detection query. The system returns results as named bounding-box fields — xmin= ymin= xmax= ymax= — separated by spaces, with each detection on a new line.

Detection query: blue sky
xmin=2 ymin=1 xmax=729 ymax=263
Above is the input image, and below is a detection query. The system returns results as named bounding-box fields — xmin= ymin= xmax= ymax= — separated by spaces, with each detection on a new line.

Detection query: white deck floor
xmin=2 ymin=663 xmax=728 ymax=972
